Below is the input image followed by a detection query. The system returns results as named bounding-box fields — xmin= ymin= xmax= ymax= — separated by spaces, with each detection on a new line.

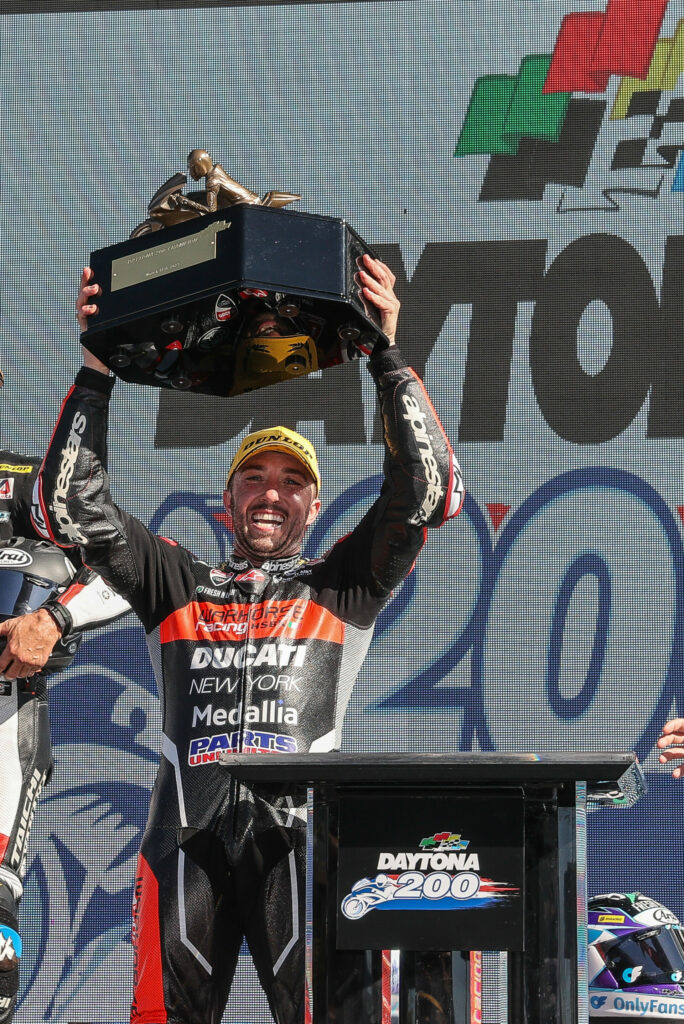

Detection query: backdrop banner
xmin=1 ymin=0 xmax=682 ymax=1019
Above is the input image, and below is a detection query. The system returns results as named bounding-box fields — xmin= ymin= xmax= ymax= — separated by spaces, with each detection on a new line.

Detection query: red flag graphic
xmin=544 ymin=0 xmax=670 ymax=94
xmin=544 ymin=12 xmax=610 ymax=94
xmin=593 ymin=0 xmax=670 ymax=79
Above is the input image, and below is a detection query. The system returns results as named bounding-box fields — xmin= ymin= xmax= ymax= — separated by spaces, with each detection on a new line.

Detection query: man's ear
xmin=306 ymin=499 xmax=321 ymax=528
xmin=222 ymin=489 xmax=233 ymax=526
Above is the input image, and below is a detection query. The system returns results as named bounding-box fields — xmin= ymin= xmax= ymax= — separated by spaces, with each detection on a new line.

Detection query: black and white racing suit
xmin=37 ymin=346 xmax=465 ymax=1024
xmin=0 ymin=451 xmax=130 ymax=1022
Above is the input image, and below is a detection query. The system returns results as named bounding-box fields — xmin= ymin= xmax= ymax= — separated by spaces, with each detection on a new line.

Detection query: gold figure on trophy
xmin=130 ymin=150 xmax=300 ymax=238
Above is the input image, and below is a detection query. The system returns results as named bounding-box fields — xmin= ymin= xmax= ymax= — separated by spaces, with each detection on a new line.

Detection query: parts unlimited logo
xmin=340 ymin=831 xmax=519 ymax=921
xmin=455 ymin=0 xmax=683 ymax=210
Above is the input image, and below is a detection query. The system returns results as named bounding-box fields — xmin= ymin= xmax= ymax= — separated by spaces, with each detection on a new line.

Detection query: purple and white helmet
xmin=588 ymin=893 xmax=684 ymax=1019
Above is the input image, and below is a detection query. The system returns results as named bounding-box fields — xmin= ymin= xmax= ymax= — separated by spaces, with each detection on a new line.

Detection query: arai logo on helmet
xmin=0 ymin=549 xmax=33 ymax=569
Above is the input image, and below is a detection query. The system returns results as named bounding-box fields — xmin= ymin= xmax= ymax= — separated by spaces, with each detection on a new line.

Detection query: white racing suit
xmin=0 ymin=450 xmax=130 ymax=1022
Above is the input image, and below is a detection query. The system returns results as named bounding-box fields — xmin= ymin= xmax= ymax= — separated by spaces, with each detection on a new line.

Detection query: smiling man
xmin=225 ymin=432 xmax=321 ymax=562
xmin=37 ymin=255 xmax=465 ymax=1024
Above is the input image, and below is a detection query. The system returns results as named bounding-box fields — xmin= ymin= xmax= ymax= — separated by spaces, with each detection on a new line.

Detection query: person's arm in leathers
xmin=35 ymin=271 xmax=194 ymax=631
xmin=0 ymin=443 xmax=130 ymax=678
xmin=322 ymin=258 xmax=464 ymax=600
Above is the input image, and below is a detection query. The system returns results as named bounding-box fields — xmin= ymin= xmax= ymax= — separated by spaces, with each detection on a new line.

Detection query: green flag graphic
xmin=455 ymin=55 xmax=570 ymax=157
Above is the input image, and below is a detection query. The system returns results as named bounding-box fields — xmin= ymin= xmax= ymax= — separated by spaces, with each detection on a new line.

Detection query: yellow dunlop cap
xmin=226 ymin=426 xmax=321 ymax=494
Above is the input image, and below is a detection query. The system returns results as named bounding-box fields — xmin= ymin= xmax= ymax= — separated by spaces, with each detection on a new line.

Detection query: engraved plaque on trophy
xmin=81 ymin=153 xmax=387 ymax=397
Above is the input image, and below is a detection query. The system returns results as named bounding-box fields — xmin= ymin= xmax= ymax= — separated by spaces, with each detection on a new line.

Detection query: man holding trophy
xmin=37 ymin=171 xmax=464 ymax=1024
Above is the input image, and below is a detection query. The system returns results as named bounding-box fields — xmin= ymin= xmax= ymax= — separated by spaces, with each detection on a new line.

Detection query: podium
xmin=221 ymin=752 xmax=645 ymax=1024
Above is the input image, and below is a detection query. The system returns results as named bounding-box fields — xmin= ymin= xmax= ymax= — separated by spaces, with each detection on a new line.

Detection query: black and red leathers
xmin=37 ymin=346 xmax=464 ymax=1024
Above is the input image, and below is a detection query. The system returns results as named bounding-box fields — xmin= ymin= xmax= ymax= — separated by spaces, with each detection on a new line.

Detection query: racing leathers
xmin=0 ymin=451 xmax=130 ymax=1023
xmin=37 ymin=346 xmax=464 ymax=1024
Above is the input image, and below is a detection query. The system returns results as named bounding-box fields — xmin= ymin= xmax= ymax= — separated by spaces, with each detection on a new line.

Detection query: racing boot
xmin=0 ymin=879 xmax=21 ymax=1023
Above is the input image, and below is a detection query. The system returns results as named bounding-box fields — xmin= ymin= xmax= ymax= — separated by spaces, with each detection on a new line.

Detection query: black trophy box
xmin=82 ymin=204 xmax=386 ymax=397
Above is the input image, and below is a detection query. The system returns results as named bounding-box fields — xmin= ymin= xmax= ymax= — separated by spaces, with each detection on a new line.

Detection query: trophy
xmin=81 ymin=150 xmax=388 ymax=396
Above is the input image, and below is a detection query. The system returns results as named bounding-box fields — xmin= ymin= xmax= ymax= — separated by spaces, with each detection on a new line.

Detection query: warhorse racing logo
xmin=340 ymin=830 xmax=519 ymax=921
xmin=455 ymin=0 xmax=683 ymax=210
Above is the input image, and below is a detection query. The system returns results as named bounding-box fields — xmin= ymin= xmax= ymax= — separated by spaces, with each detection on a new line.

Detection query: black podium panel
xmin=336 ymin=789 xmax=524 ymax=951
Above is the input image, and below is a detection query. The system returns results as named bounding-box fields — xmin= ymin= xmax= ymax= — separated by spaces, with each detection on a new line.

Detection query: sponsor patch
xmin=0 ymin=925 xmax=22 ymax=963
xmin=400 ymin=393 xmax=444 ymax=522
xmin=10 ymin=767 xmax=47 ymax=873
xmin=235 ymin=568 xmax=267 ymax=584
xmin=0 ymin=479 xmax=15 ymax=500
xmin=197 ymin=327 xmax=223 ymax=348
xmin=0 ymin=463 xmax=32 ymax=474
xmin=49 ymin=411 xmax=87 ymax=543
xmin=590 ymin=991 xmax=684 ymax=1017
xmin=195 ymin=598 xmax=307 ymax=636
xmin=0 ymin=549 xmax=32 ymax=569
xmin=190 ymin=642 xmax=307 ymax=669
xmin=209 ymin=567 xmax=232 ymax=586
xmin=0 ymin=511 xmax=10 ymax=523
xmin=191 ymin=700 xmax=298 ymax=729
xmin=215 ymin=293 xmax=237 ymax=322
xmin=188 ymin=729 xmax=297 ymax=764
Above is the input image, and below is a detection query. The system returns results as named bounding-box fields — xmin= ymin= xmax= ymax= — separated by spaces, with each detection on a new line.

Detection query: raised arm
xmin=0 ymin=438 xmax=131 ymax=678
xmin=325 ymin=257 xmax=464 ymax=599
xmin=37 ymin=270 xmax=195 ymax=629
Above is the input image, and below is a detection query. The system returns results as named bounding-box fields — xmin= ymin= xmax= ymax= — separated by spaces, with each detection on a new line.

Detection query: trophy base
xmin=82 ymin=205 xmax=386 ymax=397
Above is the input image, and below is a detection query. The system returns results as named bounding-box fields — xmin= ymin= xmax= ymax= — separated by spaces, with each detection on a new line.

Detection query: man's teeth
xmin=253 ymin=512 xmax=285 ymax=524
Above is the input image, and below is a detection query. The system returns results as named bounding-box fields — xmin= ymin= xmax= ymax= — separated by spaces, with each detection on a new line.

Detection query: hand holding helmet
xmin=0 ymin=538 xmax=83 ymax=680
xmin=0 ymin=609 xmax=62 ymax=679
